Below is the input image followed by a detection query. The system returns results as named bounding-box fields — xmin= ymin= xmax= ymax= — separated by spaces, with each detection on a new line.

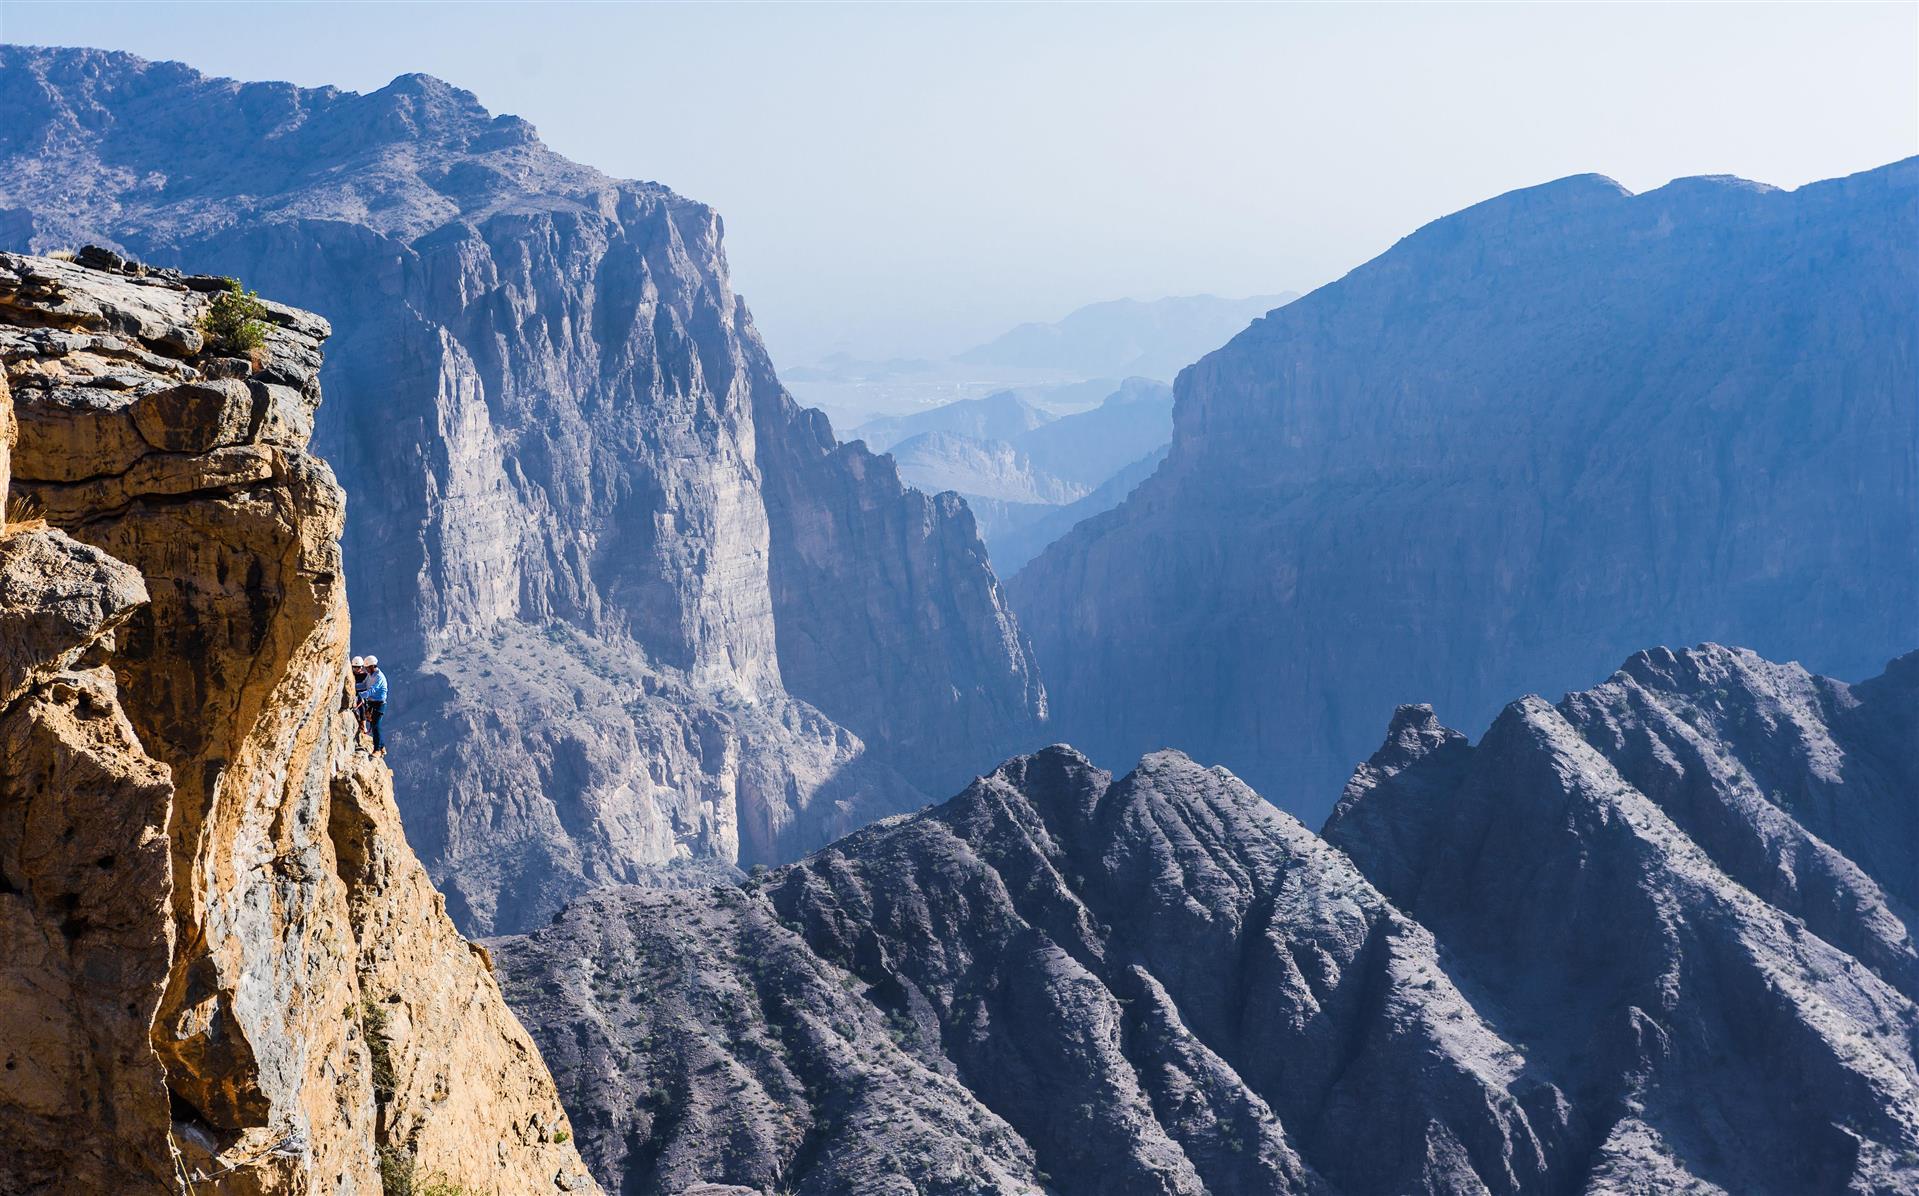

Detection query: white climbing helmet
xmin=364 ymin=655 xmax=378 ymax=667
xmin=350 ymin=656 xmax=365 ymax=668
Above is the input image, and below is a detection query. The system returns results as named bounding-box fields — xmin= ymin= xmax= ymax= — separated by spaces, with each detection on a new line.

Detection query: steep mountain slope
xmin=1013 ymin=160 xmax=1919 ymax=816
xmin=852 ymin=389 xmax=1054 ymax=453
xmin=491 ymin=886 xmax=1046 ymax=1196
xmin=496 ymin=646 xmax=1919 ymax=1195
xmin=498 ymin=747 xmax=1562 ymax=1196
xmin=958 ymin=294 xmax=1298 ymax=379
xmin=1324 ymin=643 xmax=1919 ymax=1193
xmin=0 ymin=251 xmax=595 ymax=1193
xmin=0 ymin=45 xmax=1046 ymax=933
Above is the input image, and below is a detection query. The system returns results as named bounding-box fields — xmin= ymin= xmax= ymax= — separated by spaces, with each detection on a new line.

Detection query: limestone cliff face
xmin=497 ymin=646 xmax=1919 ymax=1195
xmin=0 ymin=250 xmax=596 ymax=1194
xmin=1012 ymin=159 xmax=1919 ymax=818
xmin=0 ymin=45 xmax=1046 ymax=934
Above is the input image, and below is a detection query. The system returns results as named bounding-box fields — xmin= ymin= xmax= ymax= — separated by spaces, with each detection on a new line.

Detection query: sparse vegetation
xmin=377 ymin=1144 xmax=416 ymax=1196
xmin=198 ymin=277 xmax=271 ymax=356
xmin=378 ymin=1143 xmax=476 ymax=1196
xmin=4 ymin=494 xmax=47 ymax=531
xmin=359 ymin=999 xmax=397 ymax=1101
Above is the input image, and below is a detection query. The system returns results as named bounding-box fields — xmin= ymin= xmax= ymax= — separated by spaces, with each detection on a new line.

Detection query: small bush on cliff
xmin=378 ymin=1145 xmax=417 ymax=1196
xmin=378 ymin=1153 xmax=475 ymax=1196
xmin=359 ymin=999 xmax=397 ymax=1100
xmin=199 ymin=278 xmax=270 ymax=356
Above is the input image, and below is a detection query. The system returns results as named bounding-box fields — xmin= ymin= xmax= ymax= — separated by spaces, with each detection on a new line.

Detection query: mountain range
xmin=1012 ymin=159 xmax=1919 ymax=818
xmin=0 ymin=41 xmax=1914 ymax=1196
xmin=783 ymin=295 xmax=1293 ymax=433
xmin=494 ymin=644 xmax=1919 ymax=1195
xmin=956 ymin=293 xmax=1300 ymax=380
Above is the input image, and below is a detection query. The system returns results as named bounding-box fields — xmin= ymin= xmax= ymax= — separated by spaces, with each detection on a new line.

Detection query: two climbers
xmin=350 ymin=655 xmax=388 ymax=756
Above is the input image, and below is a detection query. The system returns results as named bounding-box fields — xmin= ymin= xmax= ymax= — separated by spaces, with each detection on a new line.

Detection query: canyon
xmin=2 ymin=42 xmax=1913 ymax=1196
xmin=0 ymin=45 xmax=1047 ymax=935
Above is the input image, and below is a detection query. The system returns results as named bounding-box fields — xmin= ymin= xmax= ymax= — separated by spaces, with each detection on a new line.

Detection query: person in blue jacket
xmin=350 ymin=656 xmax=371 ymax=745
xmin=359 ymin=655 xmax=389 ymax=756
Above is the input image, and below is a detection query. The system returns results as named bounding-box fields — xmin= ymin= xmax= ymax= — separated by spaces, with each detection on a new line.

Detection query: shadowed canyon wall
xmin=1012 ymin=159 xmax=1919 ymax=819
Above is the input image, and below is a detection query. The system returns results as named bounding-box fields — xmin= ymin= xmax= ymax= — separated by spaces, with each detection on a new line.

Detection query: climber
xmin=350 ymin=656 xmax=371 ymax=746
xmin=360 ymin=655 xmax=388 ymax=756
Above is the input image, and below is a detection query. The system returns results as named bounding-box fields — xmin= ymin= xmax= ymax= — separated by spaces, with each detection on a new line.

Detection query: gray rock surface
xmin=498 ymin=746 xmax=1561 ymax=1195
xmin=1012 ymin=161 xmax=1919 ymax=819
xmin=499 ymin=645 xmax=1919 ymax=1195
xmin=0 ymin=45 xmax=1046 ymax=933
xmin=492 ymin=886 xmax=1044 ymax=1196
xmin=1324 ymin=642 xmax=1919 ymax=1194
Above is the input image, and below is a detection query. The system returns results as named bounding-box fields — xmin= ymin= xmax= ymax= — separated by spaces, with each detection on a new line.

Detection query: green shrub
xmin=377 ymin=1146 xmax=475 ymax=1196
xmin=377 ymin=1144 xmax=416 ymax=1196
xmin=199 ymin=277 xmax=270 ymax=355
xmin=359 ymin=999 xmax=396 ymax=1101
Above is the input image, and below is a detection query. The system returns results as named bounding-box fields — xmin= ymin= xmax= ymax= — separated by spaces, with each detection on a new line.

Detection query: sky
xmin=2 ymin=2 xmax=1914 ymax=364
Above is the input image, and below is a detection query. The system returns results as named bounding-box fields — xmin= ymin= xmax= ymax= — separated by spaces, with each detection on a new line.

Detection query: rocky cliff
xmin=494 ymin=644 xmax=1918 ymax=1196
xmin=1012 ymin=160 xmax=1919 ymax=817
xmin=0 ymin=250 xmax=596 ymax=1194
xmin=0 ymin=45 xmax=1045 ymax=935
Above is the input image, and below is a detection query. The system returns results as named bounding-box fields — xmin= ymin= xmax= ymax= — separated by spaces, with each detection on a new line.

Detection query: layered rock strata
xmin=0 ymin=250 xmax=595 ymax=1193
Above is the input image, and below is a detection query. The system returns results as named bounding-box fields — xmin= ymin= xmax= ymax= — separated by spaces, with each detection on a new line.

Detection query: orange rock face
xmin=0 ymin=250 xmax=598 ymax=1194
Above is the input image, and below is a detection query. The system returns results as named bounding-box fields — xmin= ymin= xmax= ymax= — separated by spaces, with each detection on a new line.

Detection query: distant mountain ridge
xmin=1012 ymin=159 xmax=1919 ymax=817
xmin=996 ymin=445 xmax=1168 ymax=574
xmin=851 ymin=388 xmax=1054 ymax=453
xmin=496 ymin=644 xmax=1919 ymax=1195
xmin=957 ymin=292 xmax=1299 ymax=379
xmin=860 ymin=378 xmax=1176 ymax=570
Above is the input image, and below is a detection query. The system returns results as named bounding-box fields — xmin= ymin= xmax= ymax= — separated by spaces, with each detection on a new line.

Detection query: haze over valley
xmin=0 ymin=7 xmax=1913 ymax=1194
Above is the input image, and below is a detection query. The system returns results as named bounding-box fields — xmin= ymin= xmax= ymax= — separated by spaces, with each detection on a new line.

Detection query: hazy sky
xmin=3 ymin=2 xmax=1914 ymax=363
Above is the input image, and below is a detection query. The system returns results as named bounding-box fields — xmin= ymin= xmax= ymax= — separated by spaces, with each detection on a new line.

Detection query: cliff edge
xmin=0 ymin=249 xmax=597 ymax=1194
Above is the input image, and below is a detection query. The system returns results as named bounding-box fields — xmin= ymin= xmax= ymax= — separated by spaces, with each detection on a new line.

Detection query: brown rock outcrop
xmin=0 ymin=249 xmax=597 ymax=1194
